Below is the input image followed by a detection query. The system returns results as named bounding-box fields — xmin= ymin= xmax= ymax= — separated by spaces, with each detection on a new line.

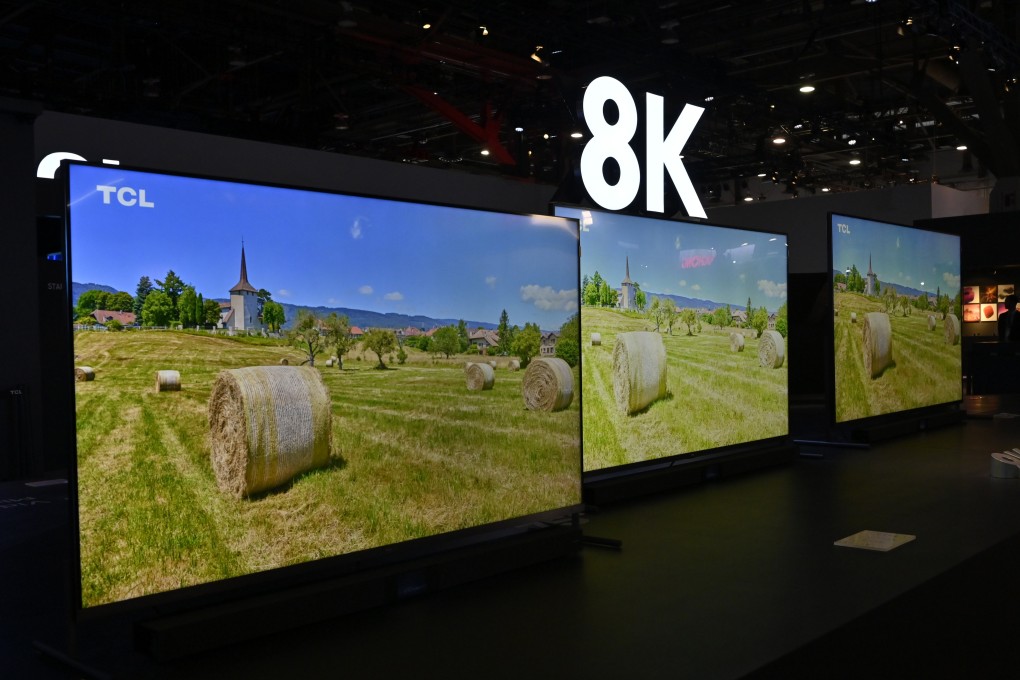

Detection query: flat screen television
xmin=829 ymin=212 xmax=962 ymax=424
xmin=555 ymin=206 xmax=789 ymax=474
xmin=64 ymin=163 xmax=582 ymax=613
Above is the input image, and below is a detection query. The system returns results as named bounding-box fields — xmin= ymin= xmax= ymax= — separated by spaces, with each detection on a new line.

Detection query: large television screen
xmin=555 ymin=207 xmax=788 ymax=473
xmin=66 ymin=163 xmax=582 ymax=611
xmin=829 ymin=213 xmax=962 ymax=424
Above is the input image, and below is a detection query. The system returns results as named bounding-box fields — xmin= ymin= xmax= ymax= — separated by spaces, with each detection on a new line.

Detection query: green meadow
xmin=581 ymin=307 xmax=788 ymax=472
xmin=834 ymin=292 xmax=962 ymax=422
xmin=73 ymin=330 xmax=580 ymax=608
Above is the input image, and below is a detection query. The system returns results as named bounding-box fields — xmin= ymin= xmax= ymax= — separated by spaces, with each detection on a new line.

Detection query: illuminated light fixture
xmin=743 ymin=195 xmax=754 ymax=202
xmin=570 ymin=131 xmax=583 ymax=139
xmin=543 ymin=133 xmax=550 ymax=140
xmin=531 ymin=45 xmax=544 ymax=63
xmin=515 ymin=126 xmax=524 ymax=132
xmin=956 ymin=144 xmax=968 ymax=150
xmin=757 ymin=171 xmax=767 ymax=177
xmin=849 ymin=158 xmax=862 ymax=165
xmin=799 ymin=84 xmax=816 ymax=93
xmin=704 ymin=96 xmax=715 ymax=102
xmin=848 ymin=138 xmax=857 ymax=146
xmin=821 ymin=186 xmax=831 ymax=192
xmin=772 ymin=136 xmax=786 ymax=144
xmin=480 ymin=149 xmax=490 ymax=156
xmin=422 ymin=21 xmax=432 ymax=29
xmin=480 ymin=25 xmax=488 ymax=35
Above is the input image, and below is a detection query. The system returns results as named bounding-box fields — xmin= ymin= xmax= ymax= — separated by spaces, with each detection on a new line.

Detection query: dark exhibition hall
xmin=4 ymin=1 xmax=1020 ymax=678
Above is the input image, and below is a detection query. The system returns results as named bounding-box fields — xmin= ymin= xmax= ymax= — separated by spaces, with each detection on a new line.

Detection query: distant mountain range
xmin=643 ymin=291 xmax=742 ymax=312
xmin=72 ymin=282 xmax=497 ymax=330
xmin=830 ymin=271 xmax=930 ymax=299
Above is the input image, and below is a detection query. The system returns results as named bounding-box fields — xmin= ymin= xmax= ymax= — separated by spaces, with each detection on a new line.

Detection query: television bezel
xmin=826 ymin=211 xmax=963 ymax=428
xmin=62 ymin=161 xmax=585 ymax=619
xmin=552 ymin=203 xmax=791 ymax=481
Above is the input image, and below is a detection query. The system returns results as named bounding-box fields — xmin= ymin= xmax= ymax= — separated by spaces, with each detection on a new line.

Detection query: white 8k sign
xmin=580 ymin=76 xmax=707 ymax=219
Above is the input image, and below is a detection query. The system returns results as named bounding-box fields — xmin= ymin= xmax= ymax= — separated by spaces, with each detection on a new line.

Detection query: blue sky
xmin=830 ymin=213 xmax=960 ymax=297
xmin=557 ymin=207 xmax=788 ymax=312
xmin=68 ymin=165 xmax=579 ymax=328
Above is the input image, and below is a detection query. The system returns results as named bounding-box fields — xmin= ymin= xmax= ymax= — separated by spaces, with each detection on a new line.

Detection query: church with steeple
xmin=620 ymin=255 xmax=634 ymax=310
xmin=219 ymin=244 xmax=264 ymax=332
xmin=864 ymin=253 xmax=878 ymax=297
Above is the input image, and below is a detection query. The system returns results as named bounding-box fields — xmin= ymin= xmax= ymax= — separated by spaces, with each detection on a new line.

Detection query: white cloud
xmin=739 ymin=273 xmax=747 ymax=282
xmin=384 ymin=291 xmax=404 ymax=301
xmin=675 ymin=236 xmax=682 ymax=250
xmin=678 ymin=279 xmax=687 ymax=288
xmin=277 ymin=289 xmax=292 ymax=298
xmin=520 ymin=285 xmax=578 ymax=312
xmin=617 ymin=240 xmax=639 ymax=250
xmin=327 ymin=297 xmax=339 ymax=305
xmin=690 ymin=284 xmax=702 ymax=292
xmin=485 ymin=276 xmax=497 ymax=288
xmin=350 ymin=217 xmax=365 ymax=240
xmin=943 ymin=271 xmax=960 ymax=289
xmin=757 ymin=279 xmax=788 ymax=299
xmin=358 ymin=285 xmax=373 ymax=295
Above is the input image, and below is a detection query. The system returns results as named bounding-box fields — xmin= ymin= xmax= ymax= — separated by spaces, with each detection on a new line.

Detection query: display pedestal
xmin=849 ymin=406 xmax=965 ymax=443
xmin=135 ymin=522 xmax=581 ymax=661
xmin=583 ymin=442 xmax=796 ymax=506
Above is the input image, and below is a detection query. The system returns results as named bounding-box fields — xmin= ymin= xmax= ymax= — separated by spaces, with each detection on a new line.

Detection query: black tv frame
xmin=54 ymin=161 xmax=585 ymax=661
xmin=824 ymin=211 xmax=964 ymax=443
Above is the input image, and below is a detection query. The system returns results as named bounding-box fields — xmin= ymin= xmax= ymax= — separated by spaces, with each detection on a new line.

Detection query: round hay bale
xmin=862 ymin=312 xmax=893 ymax=378
xmin=612 ymin=331 xmax=667 ymax=415
xmin=944 ymin=313 xmax=961 ymax=345
xmin=509 ymin=358 xmax=521 ymax=371
xmin=729 ymin=332 xmax=745 ymax=353
xmin=488 ymin=360 xmax=497 ymax=368
xmin=522 ymin=357 xmax=574 ymax=412
xmin=758 ymin=330 xmax=786 ymax=369
xmin=850 ymin=312 xmax=857 ymax=323
xmin=324 ymin=358 xmax=334 ymax=367
xmin=279 ymin=358 xmax=289 ymax=366
xmin=155 ymin=370 xmax=181 ymax=392
xmin=928 ymin=314 xmax=936 ymax=331
xmin=208 ymin=366 xmax=332 ymax=498
xmin=591 ymin=332 xmax=602 ymax=346
xmin=465 ymin=362 xmax=495 ymax=391
xmin=74 ymin=366 xmax=95 ymax=382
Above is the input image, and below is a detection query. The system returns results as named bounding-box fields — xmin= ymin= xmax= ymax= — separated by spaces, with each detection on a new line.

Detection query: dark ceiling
xmin=3 ymin=0 xmax=1019 ymax=202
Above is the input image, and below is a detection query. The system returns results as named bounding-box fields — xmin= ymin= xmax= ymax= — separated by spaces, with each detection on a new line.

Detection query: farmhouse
xmin=219 ymin=245 xmax=265 ymax=332
xmin=540 ymin=331 xmax=559 ymax=356
xmin=91 ymin=309 xmax=136 ymax=326
xmin=469 ymin=329 xmax=499 ymax=351
xmin=349 ymin=326 xmax=365 ymax=339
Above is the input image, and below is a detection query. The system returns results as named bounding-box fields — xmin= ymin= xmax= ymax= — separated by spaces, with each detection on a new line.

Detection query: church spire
xmin=230 ymin=243 xmax=258 ymax=294
xmin=622 ymin=255 xmax=633 ymax=284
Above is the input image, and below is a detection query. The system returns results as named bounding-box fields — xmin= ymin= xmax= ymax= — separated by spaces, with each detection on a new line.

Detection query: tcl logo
xmin=97 ymin=185 xmax=155 ymax=208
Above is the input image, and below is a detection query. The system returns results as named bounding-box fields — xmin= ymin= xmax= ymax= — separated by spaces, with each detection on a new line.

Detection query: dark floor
xmin=6 ymin=405 xmax=1020 ymax=679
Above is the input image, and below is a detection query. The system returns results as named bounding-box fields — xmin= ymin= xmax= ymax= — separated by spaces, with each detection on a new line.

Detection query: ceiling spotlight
xmin=543 ymin=133 xmax=550 ymax=140
xmin=772 ymin=136 xmax=786 ymax=145
xmin=479 ymin=25 xmax=488 ymax=36
xmin=531 ymin=45 xmax=544 ymax=63
xmin=480 ymin=149 xmax=490 ymax=156
xmin=956 ymin=144 xmax=968 ymax=151
xmin=849 ymin=158 xmax=862 ymax=165
xmin=743 ymin=195 xmax=754 ymax=202
xmin=756 ymin=171 xmax=767 ymax=178
xmin=570 ymin=131 xmax=583 ymax=139
xmin=821 ymin=187 xmax=831 ymax=192
xmin=848 ymin=138 xmax=857 ymax=146
xmin=515 ymin=126 xmax=524 ymax=133
xmin=799 ymin=85 xmax=816 ymax=93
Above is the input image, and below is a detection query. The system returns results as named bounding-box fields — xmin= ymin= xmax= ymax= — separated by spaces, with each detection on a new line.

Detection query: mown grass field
xmin=73 ymin=330 xmax=580 ymax=608
xmin=581 ymin=307 xmax=788 ymax=471
xmin=834 ymin=292 xmax=962 ymax=422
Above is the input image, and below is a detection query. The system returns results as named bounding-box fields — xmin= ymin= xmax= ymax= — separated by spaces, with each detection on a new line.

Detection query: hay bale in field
xmin=729 ymin=332 xmax=745 ymax=352
xmin=850 ymin=312 xmax=857 ymax=323
xmin=324 ymin=358 xmax=334 ymax=367
xmin=465 ymin=362 xmax=495 ymax=391
xmin=591 ymin=332 xmax=602 ymax=346
xmin=945 ymin=313 xmax=961 ymax=345
xmin=74 ymin=366 xmax=95 ymax=382
xmin=155 ymin=370 xmax=181 ymax=392
xmin=208 ymin=366 xmax=332 ymax=498
xmin=758 ymin=330 xmax=786 ymax=369
xmin=279 ymin=358 xmax=289 ymax=366
xmin=509 ymin=358 xmax=521 ymax=371
xmin=862 ymin=312 xmax=892 ymax=378
xmin=522 ymin=357 xmax=573 ymax=412
xmin=928 ymin=314 xmax=936 ymax=331
xmin=489 ymin=360 xmax=497 ymax=368
xmin=612 ymin=331 xmax=667 ymax=415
